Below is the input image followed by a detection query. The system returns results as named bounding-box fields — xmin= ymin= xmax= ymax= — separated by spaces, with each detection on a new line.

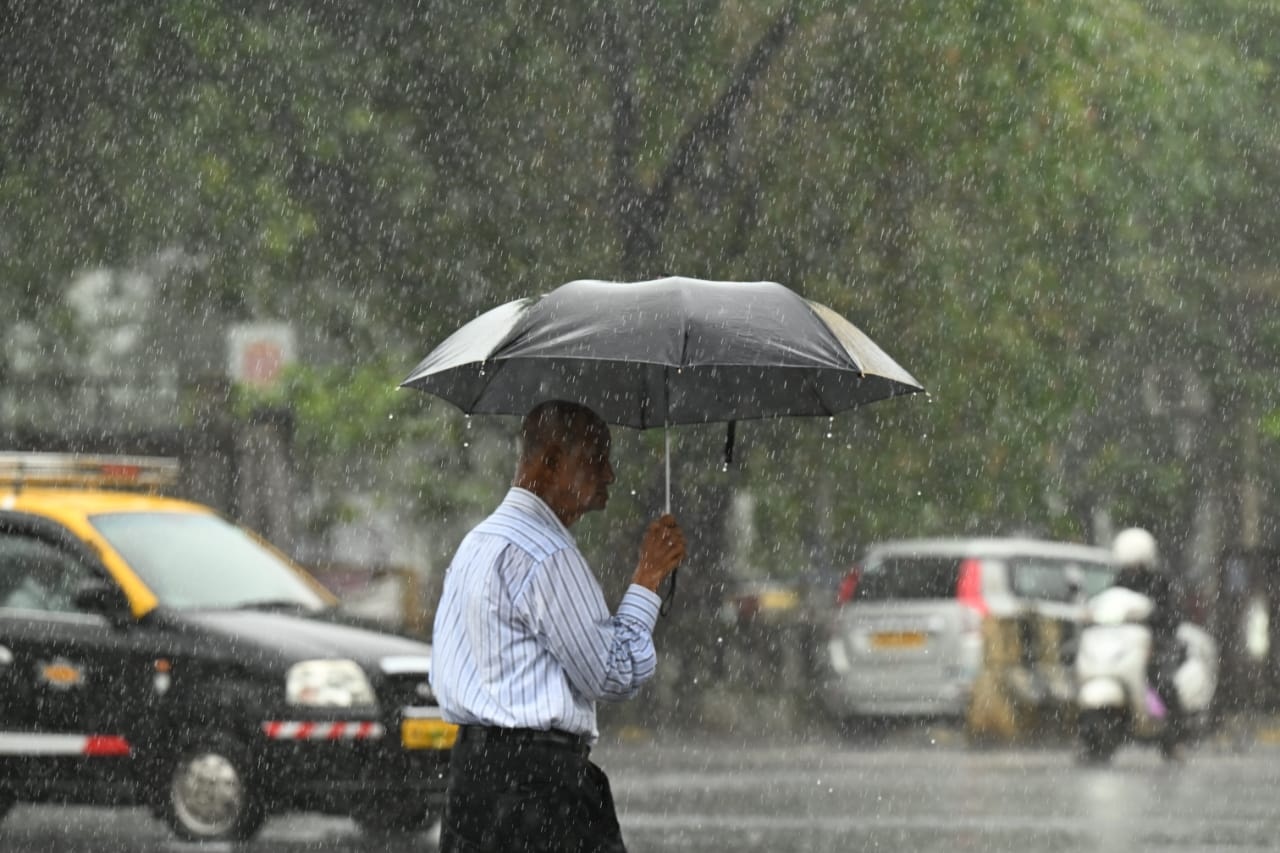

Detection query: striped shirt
xmin=430 ymin=487 xmax=662 ymax=741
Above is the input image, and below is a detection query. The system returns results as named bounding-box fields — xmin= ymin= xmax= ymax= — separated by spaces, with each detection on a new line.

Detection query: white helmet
xmin=1112 ymin=527 xmax=1159 ymax=571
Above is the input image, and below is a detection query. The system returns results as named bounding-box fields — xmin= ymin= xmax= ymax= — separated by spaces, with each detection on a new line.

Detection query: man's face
xmin=560 ymin=423 xmax=614 ymax=515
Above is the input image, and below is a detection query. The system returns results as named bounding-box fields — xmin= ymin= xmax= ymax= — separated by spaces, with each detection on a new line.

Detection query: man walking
xmin=432 ymin=399 xmax=686 ymax=852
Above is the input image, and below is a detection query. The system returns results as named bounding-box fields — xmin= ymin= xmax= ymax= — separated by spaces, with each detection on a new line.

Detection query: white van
xmin=819 ymin=537 xmax=1115 ymax=723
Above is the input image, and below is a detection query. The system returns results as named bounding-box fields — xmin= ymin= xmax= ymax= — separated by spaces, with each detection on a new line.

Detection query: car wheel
xmin=351 ymin=798 xmax=438 ymax=835
xmin=161 ymin=733 xmax=266 ymax=842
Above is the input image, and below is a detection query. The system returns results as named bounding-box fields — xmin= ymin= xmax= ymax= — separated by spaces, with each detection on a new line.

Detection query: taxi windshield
xmin=90 ymin=512 xmax=328 ymax=611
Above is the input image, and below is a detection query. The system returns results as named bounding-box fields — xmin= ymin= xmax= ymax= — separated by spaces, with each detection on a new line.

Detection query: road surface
xmin=3 ymin=730 xmax=1275 ymax=852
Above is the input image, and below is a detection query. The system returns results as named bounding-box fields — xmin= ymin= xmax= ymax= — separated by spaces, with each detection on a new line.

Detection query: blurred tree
xmin=1 ymin=0 xmax=1278 ymax=611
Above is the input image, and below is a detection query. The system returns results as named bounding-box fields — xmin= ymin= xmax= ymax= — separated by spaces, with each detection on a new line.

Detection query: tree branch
xmin=598 ymin=7 xmax=648 ymax=269
xmin=640 ymin=6 xmax=800 ymax=241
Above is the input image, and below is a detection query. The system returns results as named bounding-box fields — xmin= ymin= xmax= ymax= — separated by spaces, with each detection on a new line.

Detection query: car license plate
xmin=870 ymin=631 xmax=926 ymax=649
xmin=401 ymin=718 xmax=458 ymax=750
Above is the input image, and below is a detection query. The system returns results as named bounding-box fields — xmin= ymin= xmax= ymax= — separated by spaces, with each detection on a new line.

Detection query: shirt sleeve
xmin=516 ymin=547 xmax=663 ymax=702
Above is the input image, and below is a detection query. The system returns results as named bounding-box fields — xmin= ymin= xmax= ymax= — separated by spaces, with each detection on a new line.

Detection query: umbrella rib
xmin=465 ymin=358 xmax=512 ymax=412
xmin=663 ymin=364 xmax=670 ymax=426
xmin=805 ymin=370 xmax=837 ymax=417
xmin=645 ymin=364 xmax=669 ymax=429
xmin=678 ymin=287 xmax=692 ymax=425
xmin=796 ymin=298 xmax=865 ymax=373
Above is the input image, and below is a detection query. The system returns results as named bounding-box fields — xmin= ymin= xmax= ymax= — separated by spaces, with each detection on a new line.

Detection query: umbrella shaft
xmin=659 ymin=424 xmax=676 ymax=617
xmin=664 ymin=426 xmax=671 ymax=514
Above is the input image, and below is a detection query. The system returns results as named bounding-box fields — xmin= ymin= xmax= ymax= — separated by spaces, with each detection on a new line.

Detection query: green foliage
xmin=232 ymin=360 xmax=429 ymax=459
xmin=3 ymin=0 xmax=1279 ymax=579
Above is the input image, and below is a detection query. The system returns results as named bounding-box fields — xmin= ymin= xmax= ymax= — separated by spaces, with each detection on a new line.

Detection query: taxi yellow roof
xmin=0 ymin=487 xmax=214 ymax=523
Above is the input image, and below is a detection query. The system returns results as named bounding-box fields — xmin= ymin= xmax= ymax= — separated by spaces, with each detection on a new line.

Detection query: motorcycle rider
xmin=1110 ymin=527 xmax=1186 ymax=759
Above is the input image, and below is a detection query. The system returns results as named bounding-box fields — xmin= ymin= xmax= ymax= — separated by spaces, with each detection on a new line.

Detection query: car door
xmin=0 ymin=514 xmax=155 ymax=800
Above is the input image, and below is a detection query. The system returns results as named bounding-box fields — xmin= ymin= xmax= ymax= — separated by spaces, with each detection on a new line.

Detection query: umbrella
xmin=403 ymin=277 xmax=923 ymax=612
xmin=402 ymin=276 xmax=923 ymax=509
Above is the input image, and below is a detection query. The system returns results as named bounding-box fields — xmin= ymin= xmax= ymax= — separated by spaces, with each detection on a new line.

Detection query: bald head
xmin=514 ymin=400 xmax=614 ymax=526
xmin=519 ymin=400 xmax=608 ymax=465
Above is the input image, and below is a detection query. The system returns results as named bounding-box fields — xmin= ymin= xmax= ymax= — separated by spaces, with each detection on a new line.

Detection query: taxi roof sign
xmin=0 ymin=453 xmax=180 ymax=492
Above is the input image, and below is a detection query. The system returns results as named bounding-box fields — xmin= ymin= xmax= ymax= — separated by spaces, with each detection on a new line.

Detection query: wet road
xmin=3 ymin=732 xmax=1277 ymax=852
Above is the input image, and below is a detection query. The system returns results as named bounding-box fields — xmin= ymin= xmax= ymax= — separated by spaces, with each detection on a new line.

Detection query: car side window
xmin=1008 ymin=559 xmax=1071 ymax=601
xmin=0 ymin=532 xmax=90 ymax=614
xmin=1010 ymin=558 xmax=1114 ymax=603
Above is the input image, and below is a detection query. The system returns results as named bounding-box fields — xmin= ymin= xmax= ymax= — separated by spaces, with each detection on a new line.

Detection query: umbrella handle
xmin=660 ymin=568 xmax=677 ymax=617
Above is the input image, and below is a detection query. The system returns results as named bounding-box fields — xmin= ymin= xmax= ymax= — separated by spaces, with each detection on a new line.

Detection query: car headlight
xmin=286 ymin=659 xmax=377 ymax=708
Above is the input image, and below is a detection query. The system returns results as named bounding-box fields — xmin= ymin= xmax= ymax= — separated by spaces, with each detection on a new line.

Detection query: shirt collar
xmin=503 ymin=487 xmax=575 ymax=544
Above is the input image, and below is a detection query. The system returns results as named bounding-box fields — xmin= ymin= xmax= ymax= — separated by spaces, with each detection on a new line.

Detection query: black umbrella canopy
xmin=401 ymin=277 xmax=924 ymax=428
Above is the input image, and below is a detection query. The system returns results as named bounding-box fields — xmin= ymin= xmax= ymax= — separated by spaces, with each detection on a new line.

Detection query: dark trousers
xmin=1151 ymin=645 xmax=1185 ymax=750
xmin=440 ymin=727 xmax=626 ymax=853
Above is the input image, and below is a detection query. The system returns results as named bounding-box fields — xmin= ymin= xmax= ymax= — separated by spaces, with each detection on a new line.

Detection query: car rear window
xmin=855 ymin=556 xmax=959 ymax=601
xmin=854 ymin=552 xmax=1115 ymax=603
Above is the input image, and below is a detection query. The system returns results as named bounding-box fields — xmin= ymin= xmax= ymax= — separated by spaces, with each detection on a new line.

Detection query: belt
xmin=458 ymin=725 xmax=591 ymax=757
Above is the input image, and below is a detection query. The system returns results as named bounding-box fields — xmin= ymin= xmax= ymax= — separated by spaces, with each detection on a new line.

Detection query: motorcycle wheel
xmin=1078 ymin=710 xmax=1123 ymax=764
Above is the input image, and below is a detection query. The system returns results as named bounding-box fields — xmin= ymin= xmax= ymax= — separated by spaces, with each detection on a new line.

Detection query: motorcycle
xmin=1074 ymin=586 xmax=1218 ymax=763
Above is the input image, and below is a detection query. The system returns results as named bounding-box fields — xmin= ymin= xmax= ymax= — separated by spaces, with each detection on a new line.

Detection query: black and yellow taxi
xmin=0 ymin=453 xmax=456 ymax=841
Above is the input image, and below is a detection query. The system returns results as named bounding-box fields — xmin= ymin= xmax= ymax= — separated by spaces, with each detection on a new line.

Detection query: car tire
xmin=160 ymin=732 xmax=267 ymax=842
xmin=351 ymin=798 xmax=439 ymax=835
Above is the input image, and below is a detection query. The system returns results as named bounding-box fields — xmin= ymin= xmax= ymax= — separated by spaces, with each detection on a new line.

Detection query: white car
xmin=819 ymin=537 xmax=1115 ymax=724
